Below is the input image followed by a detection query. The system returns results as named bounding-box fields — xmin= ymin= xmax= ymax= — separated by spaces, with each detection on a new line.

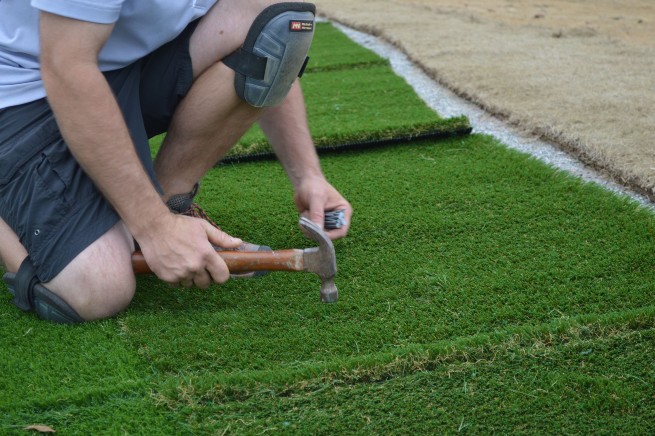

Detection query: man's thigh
xmin=138 ymin=19 xmax=199 ymax=139
xmin=0 ymin=217 xmax=27 ymax=272
xmin=0 ymin=99 xmax=121 ymax=282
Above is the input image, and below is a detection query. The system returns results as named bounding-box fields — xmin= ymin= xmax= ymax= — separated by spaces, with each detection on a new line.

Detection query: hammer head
xmin=299 ymin=217 xmax=338 ymax=303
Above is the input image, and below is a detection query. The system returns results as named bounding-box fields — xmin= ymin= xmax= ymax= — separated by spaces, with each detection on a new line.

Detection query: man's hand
xmin=136 ymin=213 xmax=243 ymax=288
xmin=293 ymin=174 xmax=352 ymax=240
xmin=259 ymin=81 xmax=353 ymax=239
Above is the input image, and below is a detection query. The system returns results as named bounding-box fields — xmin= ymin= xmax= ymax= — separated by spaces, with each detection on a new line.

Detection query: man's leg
xmin=0 ymin=218 xmax=27 ymax=273
xmin=0 ymin=217 xmax=136 ymax=322
xmin=0 ymin=100 xmax=140 ymax=320
xmin=44 ymin=222 xmax=136 ymax=321
xmin=154 ymin=62 xmax=260 ymax=201
xmin=154 ymin=0 xmax=298 ymax=200
xmin=0 ymin=98 xmax=138 ymax=323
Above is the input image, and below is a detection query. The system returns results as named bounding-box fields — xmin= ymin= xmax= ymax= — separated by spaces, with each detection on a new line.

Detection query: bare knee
xmin=45 ymin=222 xmax=137 ymax=321
xmin=2 ymin=218 xmax=136 ymax=322
xmin=7 ymin=255 xmax=136 ymax=323
xmin=62 ymin=271 xmax=136 ymax=321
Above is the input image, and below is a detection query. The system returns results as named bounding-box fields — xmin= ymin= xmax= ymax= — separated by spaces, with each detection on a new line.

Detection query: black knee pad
xmin=223 ymin=2 xmax=316 ymax=107
xmin=3 ymin=258 xmax=84 ymax=324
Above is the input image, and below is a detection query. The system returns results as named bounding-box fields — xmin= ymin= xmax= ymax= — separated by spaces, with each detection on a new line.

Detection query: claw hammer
xmin=131 ymin=217 xmax=338 ymax=302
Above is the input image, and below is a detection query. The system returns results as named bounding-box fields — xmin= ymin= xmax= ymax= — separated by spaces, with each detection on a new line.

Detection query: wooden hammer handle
xmin=132 ymin=249 xmax=306 ymax=275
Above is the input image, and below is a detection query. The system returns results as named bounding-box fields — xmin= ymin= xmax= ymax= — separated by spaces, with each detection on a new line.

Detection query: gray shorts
xmin=0 ymin=21 xmax=198 ymax=282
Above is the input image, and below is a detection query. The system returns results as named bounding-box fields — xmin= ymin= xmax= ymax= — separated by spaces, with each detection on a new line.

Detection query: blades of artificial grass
xmin=153 ymin=305 xmax=654 ymax=404
xmin=164 ymin=326 xmax=655 ymax=434
xmin=306 ymin=22 xmax=388 ymax=72
xmin=219 ymin=117 xmax=471 ymax=164
xmin=1 ymin=134 xmax=654 ymax=431
xmin=118 ymin=134 xmax=655 ymax=383
xmin=1 ymin=394 xmax=184 ymax=435
xmin=3 ymin=309 xmax=651 ymax=433
xmin=240 ymin=21 xmax=469 ymax=153
xmin=0 ymin=312 xmax=148 ymax=412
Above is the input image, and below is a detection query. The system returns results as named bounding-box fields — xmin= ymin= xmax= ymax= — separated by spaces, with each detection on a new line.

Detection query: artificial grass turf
xmin=231 ymin=22 xmax=471 ymax=157
xmin=5 ymin=318 xmax=654 ymax=434
xmin=120 ymin=135 xmax=655 ymax=377
xmin=303 ymin=21 xmax=387 ymax=72
xmin=2 ymin=134 xmax=655 ymax=432
xmin=0 ymin=315 xmax=146 ymax=411
xmin=162 ymin=323 xmax=655 ymax=434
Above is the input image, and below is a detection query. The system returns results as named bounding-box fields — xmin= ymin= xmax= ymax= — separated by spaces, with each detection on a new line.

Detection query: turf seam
xmin=154 ymin=306 xmax=655 ymax=405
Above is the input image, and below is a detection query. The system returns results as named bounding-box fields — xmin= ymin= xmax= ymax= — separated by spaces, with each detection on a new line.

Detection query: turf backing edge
xmin=218 ymin=117 xmax=471 ymax=165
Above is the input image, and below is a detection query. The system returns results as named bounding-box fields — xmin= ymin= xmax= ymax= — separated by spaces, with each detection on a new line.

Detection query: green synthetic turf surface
xmin=161 ymin=319 xmax=655 ymax=434
xmin=3 ymin=135 xmax=655 ymax=433
xmin=303 ymin=22 xmax=386 ymax=72
xmin=2 ymin=21 xmax=655 ymax=434
xmin=122 ymin=138 xmax=655 ymax=378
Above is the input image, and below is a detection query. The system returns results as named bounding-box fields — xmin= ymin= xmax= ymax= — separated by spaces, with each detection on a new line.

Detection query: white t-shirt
xmin=0 ymin=0 xmax=218 ymax=109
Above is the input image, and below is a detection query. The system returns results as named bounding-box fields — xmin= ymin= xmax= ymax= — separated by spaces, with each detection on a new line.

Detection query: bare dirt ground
xmin=315 ymin=0 xmax=655 ymax=200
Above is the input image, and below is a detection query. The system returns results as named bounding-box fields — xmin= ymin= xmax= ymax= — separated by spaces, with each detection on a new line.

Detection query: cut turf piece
xmin=226 ymin=64 xmax=469 ymax=159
